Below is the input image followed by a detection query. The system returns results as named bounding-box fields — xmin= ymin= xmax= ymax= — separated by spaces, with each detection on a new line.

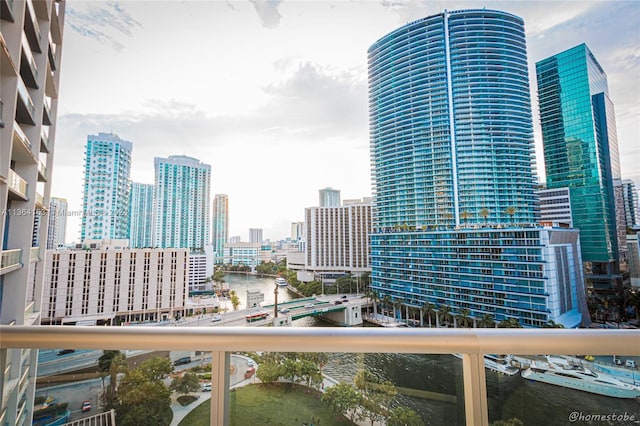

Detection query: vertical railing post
xmin=211 ymin=351 xmax=230 ymax=426
xmin=462 ymin=353 xmax=488 ymax=426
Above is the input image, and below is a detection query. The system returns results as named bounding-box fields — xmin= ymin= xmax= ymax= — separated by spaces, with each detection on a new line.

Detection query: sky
xmin=51 ymin=0 xmax=640 ymax=243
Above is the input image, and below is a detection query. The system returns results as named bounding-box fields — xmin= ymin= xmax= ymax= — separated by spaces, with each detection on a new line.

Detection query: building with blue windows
xmin=129 ymin=182 xmax=154 ymax=248
xmin=536 ymin=44 xmax=625 ymax=315
xmin=368 ymin=9 xmax=589 ymax=327
xmin=212 ymin=194 xmax=229 ymax=263
xmin=81 ymin=132 xmax=132 ymax=241
xmin=152 ymin=155 xmax=211 ymax=249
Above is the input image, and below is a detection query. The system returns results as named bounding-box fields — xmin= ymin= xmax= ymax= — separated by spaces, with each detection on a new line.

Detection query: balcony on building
xmin=0 ymin=0 xmax=14 ymax=22
xmin=16 ymin=78 xmax=36 ymax=125
xmin=0 ymin=248 xmax=23 ymax=275
xmin=45 ymin=51 xmax=57 ymax=98
xmin=31 ymin=0 xmax=49 ymax=20
xmin=42 ymin=96 xmax=51 ymax=126
xmin=11 ymin=121 xmax=37 ymax=164
xmin=7 ymin=168 xmax=28 ymax=200
xmin=19 ymin=33 xmax=38 ymax=88
xmin=50 ymin=0 xmax=62 ymax=45
xmin=0 ymin=98 xmax=4 ymax=128
xmin=34 ymin=192 xmax=45 ymax=210
xmin=40 ymin=126 xmax=49 ymax=153
xmin=23 ymin=0 xmax=42 ymax=53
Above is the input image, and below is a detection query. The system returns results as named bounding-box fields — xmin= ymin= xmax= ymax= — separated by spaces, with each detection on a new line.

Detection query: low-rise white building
xmin=223 ymin=242 xmax=272 ymax=269
xmin=43 ymin=240 xmax=189 ymax=325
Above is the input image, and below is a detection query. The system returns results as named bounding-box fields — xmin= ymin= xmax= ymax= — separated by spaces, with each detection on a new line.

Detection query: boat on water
xmin=521 ymin=356 xmax=640 ymax=399
xmin=452 ymin=354 xmax=520 ymax=376
xmin=275 ymin=277 xmax=288 ymax=287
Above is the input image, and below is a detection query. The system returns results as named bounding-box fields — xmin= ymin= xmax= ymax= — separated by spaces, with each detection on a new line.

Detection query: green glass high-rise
xmin=536 ymin=44 xmax=622 ymax=272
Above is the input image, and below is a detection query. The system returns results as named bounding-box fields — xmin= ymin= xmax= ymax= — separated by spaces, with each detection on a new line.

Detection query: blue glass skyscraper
xmin=368 ymin=10 xmax=589 ymax=328
xmin=369 ymin=9 xmax=537 ymax=229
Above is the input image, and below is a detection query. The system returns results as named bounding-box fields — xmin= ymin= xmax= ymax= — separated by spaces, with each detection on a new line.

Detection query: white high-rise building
xmin=319 ymin=187 xmax=341 ymax=207
xmin=537 ymin=187 xmax=573 ymax=227
xmin=80 ymin=132 xmax=132 ymax=241
xmin=152 ymin=155 xmax=211 ymax=249
xmin=212 ymin=194 xmax=228 ymax=263
xmin=304 ymin=198 xmax=372 ymax=278
xmin=291 ymin=222 xmax=304 ymax=241
xmin=46 ymin=197 xmax=67 ymax=249
xmin=249 ymin=228 xmax=263 ymax=244
xmin=1 ymin=1 xmax=66 ymax=423
xmin=43 ymin=240 xmax=189 ymax=325
xmin=129 ymin=182 xmax=154 ymax=248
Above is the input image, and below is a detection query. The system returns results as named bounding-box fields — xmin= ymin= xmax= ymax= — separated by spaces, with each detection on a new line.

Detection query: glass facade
xmin=368 ymin=9 xmax=537 ymax=229
xmin=129 ymin=182 xmax=154 ymax=248
xmin=536 ymin=44 xmax=620 ymax=264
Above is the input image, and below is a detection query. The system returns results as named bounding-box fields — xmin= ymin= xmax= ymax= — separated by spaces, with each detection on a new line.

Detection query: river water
xmin=226 ymin=274 xmax=640 ymax=425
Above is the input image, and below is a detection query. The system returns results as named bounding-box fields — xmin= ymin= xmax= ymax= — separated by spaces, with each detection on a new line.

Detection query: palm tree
xmin=479 ymin=208 xmax=490 ymax=225
xmin=479 ymin=313 xmax=495 ymax=328
xmin=458 ymin=308 xmax=471 ymax=328
xmin=383 ymin=295 xmax=392 ymax=320
xmin=393 ymin=298 xmax=404 ymax=321
xmin=498 ymin=318 xmax=522 ymax=328
xmin=542 ymin=320 xmax=564 ymax=328
xmin=505 ymin=206 xmax=517 ymax=223
xmin=460 ymin=210 xmax=471 ymax=226
xmin=438 ymin=305 xmax=452 ymax=327
xmin=422 ymin=302 xmax=435 ymax=328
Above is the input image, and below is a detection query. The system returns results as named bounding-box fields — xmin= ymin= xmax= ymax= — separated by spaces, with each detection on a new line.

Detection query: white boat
xmin=452 ymin=354 xmax=520 ymax=376
xmin=521 ymin=356 xmax=640 ymax=399
xmin=275 ymin=277 xmax=288 ymax=287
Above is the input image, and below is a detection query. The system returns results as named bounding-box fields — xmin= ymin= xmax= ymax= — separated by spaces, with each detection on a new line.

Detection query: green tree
xmin=457 ymin=308 xmax=472 ymax=328
xmin=542 ymin=320 xmax=565 ymax=328
xmin=116 ymin=366 xmax=172 ymax=426
xmin=498 ymin=318 xmax=523 ymax=328
xmin=479 ymin=208 xmax=490 ymax=224
xmin=479 ymin=313 xmax=495 ymax=328
xmin=354 ymin=369 xmax=397 ymax=425
xmin=438 ymin=305 xmax=452 ymax=327
xmin=505 ymin=206 xmax=517 ymax=223
xmin=255 ymin=359 xmax=282 ymax=384
xmin=321 ymin=382 xmax=362 ymax=423
xmin=422 ymin=302 xmax=435 ymax=328
xmin=213 ymin=269 xmax=226 ymax=284
xmin=230 ymin=290 xmax=241 ymax=310
xmin=170 ymin=371 xmax=201 ymax=396
xmin=137 ymin=356 xmax=173 ymax=382
xmin=460 ymin=210 xmax=471 ymax=226
xmin=388 ymin=406 xmax=425 ymax=426
xmin=98 ymin=350 xmax=127 ymax=409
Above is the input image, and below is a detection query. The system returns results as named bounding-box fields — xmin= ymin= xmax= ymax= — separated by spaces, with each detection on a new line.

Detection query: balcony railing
xmin=1 ymin=326 xmax=638 ymax=426
xmin=29 ymin=247 xmax=39 ymax=262
xmin=0 ymin=248 xmax=23 ymax=274
xmin=37 ymin=160 xmax=47 ymax=182
xmin=7 ymin=169 xmax=28 ymax=200
xmin=16 ymin=79 xmax=35 ymax=125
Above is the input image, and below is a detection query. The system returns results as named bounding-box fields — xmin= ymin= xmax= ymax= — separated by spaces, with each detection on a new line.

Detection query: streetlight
xmin=274 ymin=282 xmax=279 ymax=318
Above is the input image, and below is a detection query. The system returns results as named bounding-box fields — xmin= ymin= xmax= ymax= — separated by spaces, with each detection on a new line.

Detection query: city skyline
xmin=51 ymin=1 xmax=639 ymax=242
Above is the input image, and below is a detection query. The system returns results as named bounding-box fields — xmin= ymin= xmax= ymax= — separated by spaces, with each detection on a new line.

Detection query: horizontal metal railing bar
xmin=1 ymin=326 xmax=638 ymax=356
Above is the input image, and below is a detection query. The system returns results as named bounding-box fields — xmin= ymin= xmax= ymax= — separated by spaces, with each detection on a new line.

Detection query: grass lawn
xmin=178 ymin=383 xmax=356 ymax=426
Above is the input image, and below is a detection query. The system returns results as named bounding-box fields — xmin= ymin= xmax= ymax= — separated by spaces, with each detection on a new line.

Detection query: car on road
xmin=304 ymin=303 xmax=314 ymax=308
xmin=333 ymin=301 xmax=342 ymax=305
xmin=626 ymin=359 xmax=637 ymax=369
xmin=279 ymin=307 xmax=290 ymax=314
xmin=211 ymin=315 xmax=222 ymax=322
xmin=244 ymin=367 xmax=256 ymax=379
xmin=247 ymin=359 xmax=255 ymax=367
xmin=201 ymin=383 xmax=212 ymax=392
xmin=341 ymin=295 xmax=348 ymax=299
xmin=57 ymin=349 xmax=75 ymax=356
xmin=173 ymin=357 xmax=191 ymax=366
xmin=81 ymin=401 xmax=92 ymax=412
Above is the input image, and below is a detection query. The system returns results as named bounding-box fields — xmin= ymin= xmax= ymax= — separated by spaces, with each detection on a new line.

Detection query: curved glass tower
xmin=369 ymin=9 xmax=537 ymax=229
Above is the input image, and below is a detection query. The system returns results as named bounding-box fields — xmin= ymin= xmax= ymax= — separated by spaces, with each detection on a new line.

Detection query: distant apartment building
xmin=80 ymin=132 xmax=132 ymax=241
xmin=229 ymin=235 xmax=241 ymax=244
xmin=249 ymin=228 xmax=263 ymax=244
xmin=302 ymin=198 xmax=372 ymax=280
xmin=129 ymin=182 xmax=153 ymax=248
xmin=189 ymin=246 xmax=214 ymax=292
xmin=622 ymin=179 xmax=639 ymax=229
xmin=212 ymin=194 xmax=228 ymax=263
xmin=537 ymin=187 xmax=573 ymax=226
xmin=291 ymin=221 xmax=304 ymax=241
xmin=223 ymin=242 xmax=272 ymax=268
xmin=46 ymin=197 xmax=68 ymax=249
xmin=152 ymin=155 xmax=210 ymax=249
xmin=1 ymin=1 xmax=67 ymax=423
xmin=319 ymin=187 xmax=341 ymax=207
xmin=42 ymin=240 xmax=189 ymax=325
